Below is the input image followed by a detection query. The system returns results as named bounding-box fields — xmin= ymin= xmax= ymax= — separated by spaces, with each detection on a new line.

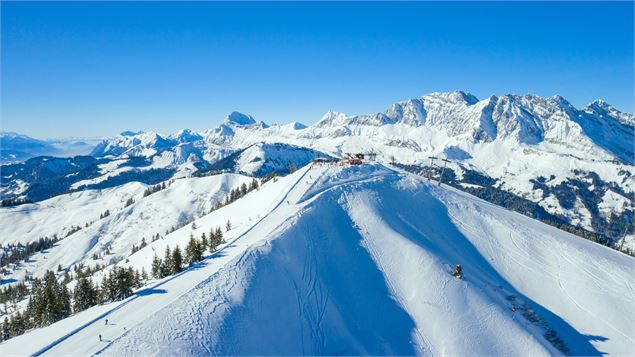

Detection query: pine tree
xmin=101 ymin=270 xmax=117 ymax=303
xmin=240 ymin=183 xmax=248 ymax=197
xmin=250 ymin=178 xmax=259 ymax=191
xmin=1 ymin=317 xmax=10 ymax=341
xmin=9 ymin=312 xmax=25 ymax=337
xmin=151 ymin=253 xmax=163 ymax=279
xmin=185 ymin=236 xmax=202 ymax=265
xmin=191 ymin=222 xmax=197 ymax=230
xmin=73 ymin=274 xmax=98 ymax=313
xmin=289 ymin=162 xmax=297 ymax=173
xmin=41 ymin=271 xmax=62 ymax=325
xmin=171 ymin=246 xmax=183 ymax=274
xmin=226 ymin=220 xmax=232 ymax=232
xmin=162 ymin=246 xmax=173 ymax=278
xmin=58 ymin=283 xmax=72 ymax=318
xmin=133 ymin=268 xmax=141 ymax=288
xmin=200 ymin=233 xmax=208 ymax=252
xmin=114 ymin=267 xmax=133 ymax=300
xmin=28 ymin=271 xmax=71 ymax=327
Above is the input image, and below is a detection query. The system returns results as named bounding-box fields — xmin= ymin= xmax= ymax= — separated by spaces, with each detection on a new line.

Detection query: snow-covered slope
xmin=2 ymin=163 xmax=633 ymax=356
xmin=204 ymin=142 xmax=332 ymax=176
xmin=2 ymin=91 xmax=633 ymax=246
xmin=65 ymin=91 xmax=634 ymax=244
xmin=0 ymin=174 xmax=252 ymax=282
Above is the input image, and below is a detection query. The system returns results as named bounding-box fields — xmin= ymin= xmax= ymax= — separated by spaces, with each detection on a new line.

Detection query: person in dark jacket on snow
xmin=453 ymin=264 xmax=462 ymax=279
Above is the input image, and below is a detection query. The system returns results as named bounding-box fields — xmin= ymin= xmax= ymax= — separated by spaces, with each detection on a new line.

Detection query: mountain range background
xmin=1 ymin=91 xmax=633 ymax=253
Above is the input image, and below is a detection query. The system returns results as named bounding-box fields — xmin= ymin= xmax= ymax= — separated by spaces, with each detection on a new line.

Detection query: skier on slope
xmin=99 ymin=334 xmax=102 ymax=342
xmin=453 ymin=264 xmax=462 ymax=279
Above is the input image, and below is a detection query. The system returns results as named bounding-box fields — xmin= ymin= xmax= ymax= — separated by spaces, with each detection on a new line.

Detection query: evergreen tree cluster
xmin=64 ymin=225 xmax=83 ymax=237
xmin=0 ymin=198 xmax=32 ymax=207
xmin=124 ymin=197 xmax=135 ymax=207
xmin=0 ymin=264 xmax=149 ymax=342
xmin=0 ymin=236 xmax=59 ymax=268
xmin=99 ymin=209 xmax=111 ymax=219
xmin=143 ymin=181 xmax=168 ymax=197
xmin=223 ymin=180 xmax=259 ymax=206
xmin=99 ymin=267 xmax=142 ymax=303
xmin=151 ymin=226 xmax=225 ymax=279
xmin=199 ymin=178 xmax=259 ymax=217
xmin=0 ymin=282 xmax=28 ymax=306
xmin=27 ymin=271 xmax=72 ymax=327
xmin=130 ymin=238 xmax=148 ymax=255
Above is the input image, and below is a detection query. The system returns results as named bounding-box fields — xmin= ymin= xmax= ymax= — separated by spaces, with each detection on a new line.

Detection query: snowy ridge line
xmin=299 ymin=163 xmax=395 ymax=204
xmin=94 ymin=165 xmax=316 ymax=355
xmin=3 ymin=163 xmax=634 ymax=355
xmin=31 ymin=166 xmax=314 ymax=356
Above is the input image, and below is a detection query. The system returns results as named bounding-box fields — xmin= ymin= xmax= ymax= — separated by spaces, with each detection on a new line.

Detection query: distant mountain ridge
xmin=2 ymin=91 xmax=633 ymax=248
xmin=0 ymin=132 xmax=99 ymax=164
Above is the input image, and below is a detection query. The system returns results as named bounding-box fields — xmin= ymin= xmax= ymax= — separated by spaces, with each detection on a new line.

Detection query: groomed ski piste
xmin=1 ymin=163 xmax=633 ymax=356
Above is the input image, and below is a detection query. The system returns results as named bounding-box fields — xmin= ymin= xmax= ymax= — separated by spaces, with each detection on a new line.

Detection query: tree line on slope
xmin=0 ymin=175 xmax=262 ymax=342
xmin=393 ymin=163 xmax=635 ymax=257
xmin=151 ymin=225 xmax=227 ymax=279
xmin=0 ymin=220 xmax=232 ymax=342
xmin=0 ymin=266 xmax=147 ymax=342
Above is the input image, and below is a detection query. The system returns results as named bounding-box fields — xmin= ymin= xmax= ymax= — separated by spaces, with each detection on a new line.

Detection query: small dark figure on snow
xmin=105 ymin=319 xmax=108 ymax=325
xmin=453 ymin=264 xmax=462 ymax=279
xmin=99 ymin=334 xmax=102 ymax=342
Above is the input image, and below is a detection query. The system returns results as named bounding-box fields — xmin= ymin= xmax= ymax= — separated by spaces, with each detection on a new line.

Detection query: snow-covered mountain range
xmin=1 ymin=164 xmax=633 ymax=355
xmin=1 ymin=89 xmax=634 ymax=353
xmin=0 ymin=132 xmax=98 ymax=164
xmin=4 ymin=91 xmax=630 ymax=247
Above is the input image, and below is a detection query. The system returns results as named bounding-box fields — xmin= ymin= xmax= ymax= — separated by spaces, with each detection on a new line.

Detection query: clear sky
xmin=2 ymin=1 xmax=633 ymax=139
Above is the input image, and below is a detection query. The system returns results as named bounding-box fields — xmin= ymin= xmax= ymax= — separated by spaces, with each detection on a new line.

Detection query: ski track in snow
xmin=1 ymin=163 xmax=634 ymax=356
xmin=26 ymin=166 xmax=317 ymax=356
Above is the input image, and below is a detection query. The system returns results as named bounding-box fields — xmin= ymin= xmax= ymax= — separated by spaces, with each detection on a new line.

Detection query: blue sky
xmin=2 ymin=1 xmax=633 ymax=138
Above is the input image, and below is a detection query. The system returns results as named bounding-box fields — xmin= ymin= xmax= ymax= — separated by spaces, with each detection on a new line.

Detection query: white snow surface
xmin=80 ymin=91 xmax=634 ymax=234
xmin=0 ymin=174 xmax=252 ymax=282
xmin=1 ymin=163 xmax=633 ymax=356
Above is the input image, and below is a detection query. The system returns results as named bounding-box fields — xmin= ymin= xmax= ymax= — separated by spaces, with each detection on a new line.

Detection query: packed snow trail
xmin=1 ymin=163 xmax=634 ymax=356
xmin=0 ymin=164 xmax=325 ymax=356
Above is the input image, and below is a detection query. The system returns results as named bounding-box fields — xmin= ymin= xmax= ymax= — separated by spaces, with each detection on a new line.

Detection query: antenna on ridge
xmin=439 ymin=158 xmax=451 ymax=186
xmin=427 ymin=156 xmax=437 ymax=181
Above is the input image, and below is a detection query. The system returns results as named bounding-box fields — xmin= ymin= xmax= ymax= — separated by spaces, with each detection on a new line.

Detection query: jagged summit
xmin=584 ymin=99 xmax=635 ymax=126
xmin=3 ymin=90 xmax=633 ymax=251
xmin=224 ymin=111 xmax=257 ymax=126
